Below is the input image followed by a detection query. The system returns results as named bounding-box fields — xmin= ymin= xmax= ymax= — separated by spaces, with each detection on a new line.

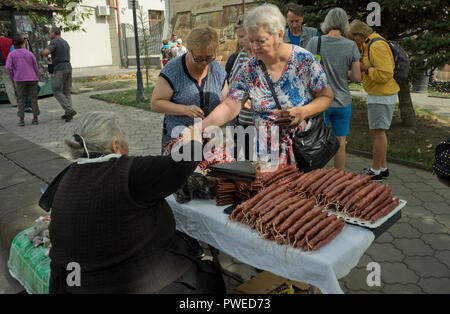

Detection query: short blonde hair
xmin=244 ymin=4 xmax=286 ymax=36
xmin=185 ymin=26 xmax=218 ymax=51
xmin=349 ymin=19 xmax=373 ymax=38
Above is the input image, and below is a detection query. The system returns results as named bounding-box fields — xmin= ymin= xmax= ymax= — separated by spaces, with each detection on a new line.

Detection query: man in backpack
xmin=349 ymin=20 xmax=399 ymax=180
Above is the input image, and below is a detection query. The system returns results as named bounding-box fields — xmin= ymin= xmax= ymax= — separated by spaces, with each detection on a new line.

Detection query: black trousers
xmin=155 ymin=259 xmax=226 ymax=294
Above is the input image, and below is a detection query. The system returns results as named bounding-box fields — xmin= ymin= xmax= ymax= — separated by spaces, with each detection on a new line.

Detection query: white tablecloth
xmin=166 ymin=195 xmax=375 ymax=294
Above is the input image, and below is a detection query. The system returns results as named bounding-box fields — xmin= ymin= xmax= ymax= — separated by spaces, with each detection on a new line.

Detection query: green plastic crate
xmin=8 ymin=228 xmax=50 ymax=294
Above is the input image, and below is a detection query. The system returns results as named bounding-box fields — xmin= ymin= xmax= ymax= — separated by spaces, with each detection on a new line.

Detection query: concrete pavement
xmin=0 ymin=90 xmax=449 ymax=294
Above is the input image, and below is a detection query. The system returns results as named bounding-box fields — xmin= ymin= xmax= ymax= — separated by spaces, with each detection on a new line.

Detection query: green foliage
xmin=258 ymin=0 xmax=449 ymax=81
xmin=18 ymin=0 xmax=94 ymax=32
xmin=91 ymin=87 xmax=156 ymax=110
xmin=137 ymin=5 xmax=152 ymax=88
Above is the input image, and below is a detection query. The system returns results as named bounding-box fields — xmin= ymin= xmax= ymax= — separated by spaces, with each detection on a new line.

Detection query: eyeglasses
xmin=190 ymin=51 xmax=216 ymax=64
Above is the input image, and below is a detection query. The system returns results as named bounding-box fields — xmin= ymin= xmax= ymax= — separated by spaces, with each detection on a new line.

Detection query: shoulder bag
xmin=261 ymin=61 xmax=339 ymax=172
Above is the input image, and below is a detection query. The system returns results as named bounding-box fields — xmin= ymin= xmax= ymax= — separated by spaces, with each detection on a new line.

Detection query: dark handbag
xmin=433 ymin=138 xmax=450 ymax=186
xmin=261 ymin=62 xmax=339 ymax=172
xmin=47 ymin=63 xmax=54 ymax=74
xmin=207 ymin=161 xmax=256 ymax=182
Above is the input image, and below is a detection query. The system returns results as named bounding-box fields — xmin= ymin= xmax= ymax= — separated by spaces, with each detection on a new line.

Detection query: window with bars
xmin=148 ymin=10 xmax=163 ymax=32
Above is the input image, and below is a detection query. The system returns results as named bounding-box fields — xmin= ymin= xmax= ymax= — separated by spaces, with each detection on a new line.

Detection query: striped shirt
xmin=228 ymin=49 xmax=253 ymax=126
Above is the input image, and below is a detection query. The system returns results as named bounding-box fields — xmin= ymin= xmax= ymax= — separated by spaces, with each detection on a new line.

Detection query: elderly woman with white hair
xmin=194 ymin=4 xmax=334 ymax=165
xmin=40 ymin=111 xmax=225 ymax=294
xmin=305 ymin=8 xmax=361 ymax=169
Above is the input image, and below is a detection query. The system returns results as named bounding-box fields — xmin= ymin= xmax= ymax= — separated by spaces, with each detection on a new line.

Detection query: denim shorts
xmin=322 ymin=104 xmax=352 ymax=137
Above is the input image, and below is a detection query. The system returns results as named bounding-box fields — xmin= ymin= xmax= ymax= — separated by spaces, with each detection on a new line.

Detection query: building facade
xmin=62 ymin=0 xmax=165 ymax=69
xmin=165 ymin=0 xmax=256 ymax=66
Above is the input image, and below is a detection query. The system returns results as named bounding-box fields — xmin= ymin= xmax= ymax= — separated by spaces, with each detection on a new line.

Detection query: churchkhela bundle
xmin=229 ymin=165 xmax=400 ymax=251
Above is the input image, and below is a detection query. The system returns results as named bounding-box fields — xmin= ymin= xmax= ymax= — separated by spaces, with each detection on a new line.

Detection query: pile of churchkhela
xmin=210 ymin=164 xmax=400 ymax=252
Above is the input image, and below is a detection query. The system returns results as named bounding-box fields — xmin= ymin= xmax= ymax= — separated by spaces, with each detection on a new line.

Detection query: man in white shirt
xmin=168 ymin=34 xmax=178 ymax=56
xmin=174 ymin=39 xmax=187 ymax=57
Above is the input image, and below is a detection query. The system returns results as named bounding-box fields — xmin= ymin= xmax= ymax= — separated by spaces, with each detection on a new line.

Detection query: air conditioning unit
xmin=96 ymin=5 xmax=110 ymax=16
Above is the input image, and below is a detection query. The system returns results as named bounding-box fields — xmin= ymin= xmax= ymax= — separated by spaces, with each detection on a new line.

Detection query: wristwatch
xmin=365 ymin=67 xmax=370 ymax=75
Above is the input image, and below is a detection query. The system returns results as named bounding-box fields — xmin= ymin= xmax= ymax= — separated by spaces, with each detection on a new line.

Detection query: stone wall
xmin=167 ymin=0 xmax=257 ymax=66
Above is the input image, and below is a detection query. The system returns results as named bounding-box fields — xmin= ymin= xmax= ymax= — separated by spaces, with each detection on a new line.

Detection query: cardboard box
xmin=234 ymin=271 xmax=321 ymax=294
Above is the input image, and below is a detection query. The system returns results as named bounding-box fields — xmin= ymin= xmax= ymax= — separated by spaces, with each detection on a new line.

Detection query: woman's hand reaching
xmin=184 ymin=105 xmax=205 ymax=119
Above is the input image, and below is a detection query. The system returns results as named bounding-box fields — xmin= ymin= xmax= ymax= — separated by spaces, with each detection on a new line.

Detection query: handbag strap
xmin=261 ymin=61 xmax=323 ymax=125
xmin=317 ymin=35 xmax=322 ymax=56
xmin=203 ymin=64 xmax=212 ymax=115
xmin=260 ymin=61 xmax=283 ymax=111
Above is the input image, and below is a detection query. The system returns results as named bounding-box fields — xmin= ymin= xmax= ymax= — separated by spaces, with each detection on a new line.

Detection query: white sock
xmin=370 ymin=168 xmax=381 ymax=175
xmin=380 ymin=168 xmax=388 ymax=172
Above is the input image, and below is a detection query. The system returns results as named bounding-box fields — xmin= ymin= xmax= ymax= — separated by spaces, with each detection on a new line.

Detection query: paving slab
xmin=382 ymin=283 xmax=424 ymax=294
xmin=423 ymin=202 xmax=450 ymax=215
xmin=6 ymin=147 xmax=65 ymax=167
xmin=435 ymin=251 xmax=450 ymax=269
xmin=372 ymin=231 xmax=394 ymax=244
xmin=419 ymin=278 xmax=450 ymax=294
xmin=403 ymin=206 xmax=436 ymax=220
xmin=365 ymin=242 xmax=405 ymax=263
xmin=403 ymin=256 xmax=450 ymax=279
xmin=421 ymin=234 xmax=450 ymax=251
xmin=0 ymin=156 xmax=33 ymax=189
xmin=378 ymin=262 xmax=420 ymax=285
xmin=393 ymin=238 xmax=435 ymax=257
xmin=0 ymin=131 xmax=40 ymax=155
xmin=0 ymin=177 xmax=44 ymax=217
xmin=25 ymin=157 xmax=70 ymax=184
xmin=424 ymin=178 xmax=450 ymax=189
xmin=0 ymin=246 xmax=24 ymax=294
xmin=403 ymin=182 xmax=434 ymax=192
xmin=409 ymin=218 xmax=448 ymax=235
xmin=414 ymin=191 xmax=446 ymax=203
xmin=434 ymin=215 xmax=450 ymax=229
xmin=389 ymin=222 xmax=423 ymax=239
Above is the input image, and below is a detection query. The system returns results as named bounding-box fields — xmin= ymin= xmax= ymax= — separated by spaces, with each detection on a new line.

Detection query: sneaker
xmin=24 ymin=108 xmax=33 ymax=113
xmin=362 ymin=168 xmax=383 ymax=181
xmin=61 ymin=114 xmax=68 ymax=119
xmin=380 ymin=168 xmax=389 ymax=178
xmin=188 ymin=241 xmax=205 ymax=259
xmin=32 ymin=118 xmax=38 ymax=125
xmin=18 ymin=119 xmax=25 ymax=126
xmin=65 ymin=115 xmax=73 ymax=122
xmin=189 ymin=247 xmax=205 ymax=259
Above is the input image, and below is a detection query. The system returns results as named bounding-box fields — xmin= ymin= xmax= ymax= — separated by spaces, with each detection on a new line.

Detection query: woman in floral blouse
xmin=196 ymin=4 xmax=334 ymax=166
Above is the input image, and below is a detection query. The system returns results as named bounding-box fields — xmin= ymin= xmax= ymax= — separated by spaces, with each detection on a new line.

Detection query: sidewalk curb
xmin=347 ymin=148 xmax=432 ymax=172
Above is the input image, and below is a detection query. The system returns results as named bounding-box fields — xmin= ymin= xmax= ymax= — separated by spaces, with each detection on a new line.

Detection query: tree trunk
xmin=397 ymin=79 xmax=416 ymax=127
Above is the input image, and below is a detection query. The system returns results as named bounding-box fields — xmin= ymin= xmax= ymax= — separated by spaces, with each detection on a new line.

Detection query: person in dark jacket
xmin=41 ymin=111 xmax=225 ymax=294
